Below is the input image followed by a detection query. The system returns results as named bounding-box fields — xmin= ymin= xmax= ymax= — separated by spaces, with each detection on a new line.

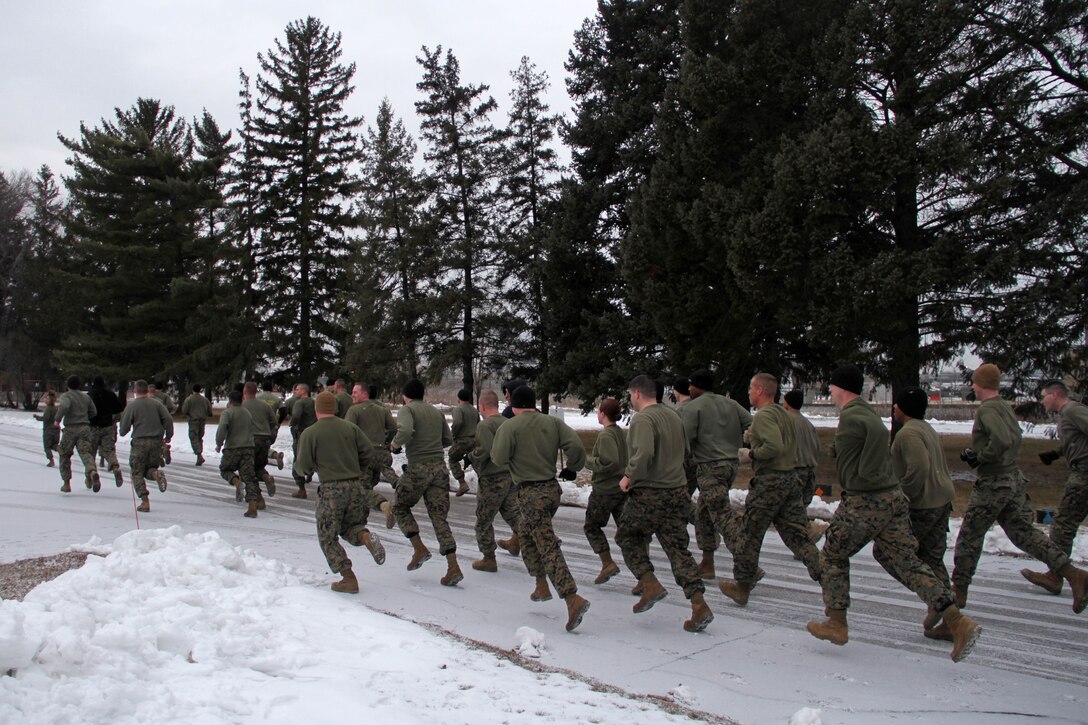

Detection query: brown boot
xmin=380 ymin=500 xmax=395 ymax=529
xmin=137 ymin=495 xmax=150 ymax=513
xmin=359 ymin=530 xmax=386 ymax=565
xmin=472 ymin=553 xmax=498 ymax=572
xmin=942 ymin=605 xmax=981 ymax=662
xmin=718 ymin=578 xmax=752 ymax=607
xmin=231 ymin=476 xmax=243 ymax=502
xmin=331 ymin=567 xmax=359 ymax=594
xmin=564 ymin=593 xmax=590 ymax=632
xmin=698 ymin=550 xmax=715 ymax=580
xmin=255 ymin=495 xmax=267 ymax=510
xmin=924 ymin=621 xmax=953 ymax=641
xmin=497 ymin=534 xmax=520 ymax=557
xmin=454 ymin=479 xmax=470 ymax=497
xmin=1020 ymin=568 xmax=1062 ymax=595
xmin=244 ymin=500 xmax=258 ymax=518
xmin=292 ymin=484 xmax=307 ymax=499
xmin=112 ymin=464 xmax=124 ymax=487
xmin=594 ymin=553 xmax=620 ymax=585
xmin=60 ymin=480 xmax=71 ymax=493
xmin=684 ymin=592 xmax=714 ymax=632
xmin=440 ymin=553 xmax=463 ymax=586
xmin=530 ymin=576 xmax=552 ymax=602
xmin=262 ymin=471 xmax=276 ymax=497
xmin=633 ymin=574 xmax=667 ymax=613
xmin=630 ymin=580 xmax=644 ymax=596
xmin=951 ymin=583 xmax=967 ymax=608
xmin=1058 ymin=563 xmax=1088 ymax=614
xmin=407 ymin=535 xmax=432 ymax=571
xmin=807 ymin=608 xmax=848 ymax=645
xmin=923 ymin=606 xmax=941 ymax=631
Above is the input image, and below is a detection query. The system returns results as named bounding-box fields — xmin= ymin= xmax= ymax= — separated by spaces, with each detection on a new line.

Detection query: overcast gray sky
xmin=1 ymin=0 xmax=597 ymax=178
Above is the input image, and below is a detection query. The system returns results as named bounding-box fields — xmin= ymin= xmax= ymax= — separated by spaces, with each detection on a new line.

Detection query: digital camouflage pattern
xmin=220 ymin=446 xmax=259 ymax=502
xmin=694 ymin=461 xmax=741 ymax=555
xmin=952 ymin=471 xmax=1070 ymax=587
xmin=448 ymin=436 xmax=474 ymax=483
xmin=584 ymin=489 xmax=626 ymax=555
xmin=59 ymin=425 xmax=96 ymax=484
xmin=821 ymin=489 xmax=953 ymax=611
xmin=316 ymin=478 xmax=372 ymax=574
xmin=733 ymin=471 xmax=820 ymax=583
xmin=517 ymin=481 xmax=577 ymax=598
xmin=89 ymin=424 xmax=120 ymax=474
xmin=129 ymin=437 xmax=162 ymax=498
xmin=1051 ymin=470 xmax=1088 ymax=559
xmin=394 ymin=461 xmax=457 ymax=555
xmin=875 ymin=503 xmax=952 ymax=590
xmin=616 ymin=486 xmax=704 ymax=600
xmin=475 ymin=472 xmax=520 ymax=556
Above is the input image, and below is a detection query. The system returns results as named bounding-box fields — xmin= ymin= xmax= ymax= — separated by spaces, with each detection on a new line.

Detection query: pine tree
xmin=247 ymin=16 xmax=364 ymax=382
xmin=415 ymin=45 xmax=504 ymax=392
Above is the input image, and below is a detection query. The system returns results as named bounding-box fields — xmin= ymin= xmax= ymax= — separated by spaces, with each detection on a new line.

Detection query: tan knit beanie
xmin=972 ymin=363 xmax=1001 ymax=391
xmin=314 ymin=391 xmax=337 ymax=415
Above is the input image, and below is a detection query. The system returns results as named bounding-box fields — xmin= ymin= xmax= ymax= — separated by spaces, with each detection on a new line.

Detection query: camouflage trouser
xmin=316 ymin=478 xmax=372 ymax=574
xmin=129 ymin=436 xmax=163 ymax=498
xmin=89 ymin=425 xmax=120 ymax=473
xmin=734 ymin=471 xmax=821 ymax=583
xmin=220 ymin=447 xmax=259 ymax=502
xmin=253 ymin=434 xmax=272 ymax=480
xmin=875 ymin=503 xmax=952 ymax=591
xmin=188 ymin=419 xmax=207 ymax=457
xmin=475 ymin=472 xmax=520 ymax=555
xmin=59 ymin=425 xmax=97 ymax=483
xmin=584 ymin=488 xmax=626 ymax=555
xmin=953 ymin=471 xmax=1070 ymax=587
xmin=796 ymin=466 xmax=817 ymax=506
xmin=821 ymin=488 xmax=952 ymax=611
xmin=617 ymin=486 xmax=704 ymax=600
xmin=394 ymin=461 xmax=457 ymax=555
xmin=448 ymin=436 xmax=475 ymax=483
xmin=370 ymin=446 xmax=399 ymax=488
xmin=693 ymin=461 xmax=741 ymax=554
xmin=1051 ymin=469 xmax=1088 ymax=560
xmin=517 ymin=480 xmax=577 ymax=598
xmin=43 ymin=427 xmax=59 ymax=462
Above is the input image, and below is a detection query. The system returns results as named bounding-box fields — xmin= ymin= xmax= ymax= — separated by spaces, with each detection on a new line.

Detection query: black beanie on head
xmin=510 ymin=385 xmax=536 ymax=409
xmin=673 ymin=377 xmax=690 ymax=396
xmin=688 ymin=369 xmax=714 ymax=392
xmin=829 ymin=364 xmax=864 ymax=395
xmin=896 ymin=386 xmax=928 ymax=420
xmin=403 ymin=378 xmax=425 ymax=400
xmin=784 ymin=389 xmax=804 ymax=410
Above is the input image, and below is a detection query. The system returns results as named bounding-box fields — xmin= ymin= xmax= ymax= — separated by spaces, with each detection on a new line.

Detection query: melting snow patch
xmin=790 ymin=706 xmax=822 ymax=725
xmin=514 ymin=626 xmax=547 ymax=658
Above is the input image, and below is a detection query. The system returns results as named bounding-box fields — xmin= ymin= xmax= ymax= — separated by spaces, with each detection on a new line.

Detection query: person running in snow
xmin=118 ymin=379 xmax=173 ymax=513
xmin=33 ymin=390 xmax=59 ymax=467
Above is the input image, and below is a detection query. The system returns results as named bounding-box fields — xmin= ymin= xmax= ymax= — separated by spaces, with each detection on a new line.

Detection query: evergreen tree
xmin=0 ymin=171 xmax=32 ymax=389
xmin=415 ymin=45 xmax=505 ymax=392
xmin=247 ymin=16 xmax=364 ymax=381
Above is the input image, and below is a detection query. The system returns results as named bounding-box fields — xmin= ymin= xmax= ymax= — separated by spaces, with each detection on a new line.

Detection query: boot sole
xmin=566 ymin=599 xmax=590 ymax=632
xmin=684 ymin=610 xmax=714 ymax=632
xmin=952 ymin=625 xmax=981 ymax=662
xmin=806 ymin=621 xmax=847 ymax=645
xmin=265 ymin=477 xmax=276 ymax=497
xmin=363 ymin=532 xmax=386 ymax=565
xmin=407 ymin=552 xmax=432 ymax=571
xmin=441 ymin=571 xmax=464 ymax=587
xmin=717 ymin=581 xmax=749 ymax=606
xmin=113 ymin=468 xmax=124 ymax=487
xmin=594 ymin=564 xmax=620 ymax=585
xmin=331 ymin=582 xmax=359 ymax=594
xmin=158 ymin=473 xmax=168 ymax=493
xmin=1020 ymin=568 xmax=1062 ymax=595
xmin=531 ymin=591 xmax=553 ymax=602
xmin=633 ymin=588 xmax=668 ymax=613
xmin=91 ymin=473 xmax=101 ymax=493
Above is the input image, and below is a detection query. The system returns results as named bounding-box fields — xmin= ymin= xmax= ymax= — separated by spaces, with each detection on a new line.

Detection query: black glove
xmin=959 ymin=448 xmax=979 ymax=469
xmin=1039 ymin=450 xmax=1061 ymax=466
xmin=558 ymin=467 xmax=577 ymax=481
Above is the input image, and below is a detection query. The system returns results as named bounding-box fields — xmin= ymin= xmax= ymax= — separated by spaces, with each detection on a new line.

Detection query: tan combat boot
xmin=698 ymin=550 xmax=715 ymax=580
xmin=137 ymin=495 xmax=150 ymax=513
xmin=60 ymin=480 xmax=71 ymax=493
xmin=244 ymin=500 xmax=258 ymax=518
xmin=924 ymin=621 xmax=953 ymax=641
xmin=407 ymin=535 xmax=432 ymax=571
xmin=941 ymin=605 xmax=981 ymax=662
xmin=633 ymin=574 xmax=667 ymax=613
xmin=630 ymin=580 xmax=644 ymax=596
xmin=359 ymin=530 xmax=385 ymax=565
xmin=684 ymin=592 xmax=714 ymax=632
xmin=292 ymin=484 xmax=307 ymax=499
xmin=530 ymin=576 xmax=552 ymax=602
xmin=454 ymin=479 xmax=470 ymax=497
xmin=564 ymin=593 xmax=591 ymax=632
xmin=718 ymin=578 xmax=752 ymax=607
xmin=230 ymin=475 xmax=243 ymax=502
xmin=331 ymin=567 xmax=359 ymax=594
xmin=255 ymin=495 xmax=267 ymax=510
xmin=261 ymin=471 xmax=276 ymax=497
xmin=112 ymin=464 xmax=124 ymax=487
xmin=594 ymin=552 xmax=620 ymax=585
xmin=922 ymin=605 xmax=941 ymax=631
xmin=1020 ymin=568 xmax=1062 ymax=595
xmin=807 ymin=608 xmax=848 ymax=645
xmin=1058 ymin=563 xmax=1088 ymax=614
xmin=497 ymin=533 xmax=520 ymax=557
xmin=440 ymin=553 xmax=463 ymax=586
xmin=472 ymin=553 xmax=498 ymax=572
xmin=380 ymin=500 xmax=395 ymax=529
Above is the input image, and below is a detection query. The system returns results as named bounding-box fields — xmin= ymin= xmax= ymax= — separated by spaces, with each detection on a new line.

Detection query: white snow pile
xmin=789 ymin=706 xmax=823 ymax=725
xmin=0 ymin=527 xmax=703 ymax=725
xmin=513 ymin=626 xmax=547 ymax=658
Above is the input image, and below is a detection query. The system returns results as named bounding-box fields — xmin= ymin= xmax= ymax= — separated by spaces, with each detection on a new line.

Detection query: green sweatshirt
xmin=180 ymin=393 xmax=212 ymax=421
xmin=334 ymin=392 xmax=353 ymax=419
xmin=490 ymin=409 xmax=586 ymax=484
xmin=891 ymin=418 xmax=955 ymax=509
xmin=586 ymin=423 xmax=628 ymax=494
xmin=290 ymin=396 xmax=317 ymax=431
xmin=216 ymin=405 xmax=254 ymax=449
xmin=972 ymin=397 xmax=1021 ymax=476
xmin=294 ymin=415 xmax=376 ymax=482
xmin=792 ymin=412 xmax=820 ymax=468
xmin=119 ymin=396 xmax=173 ymax=440
xmin=749 ymin=403 xmax=796 ymax=473
xmin=834 ymin=397 xmax=898 ymax=495
xmin=626 ymin=404 xmax=687 ymax=490
xmin=682 ymin=392 xmax=752 ymax=463
xmin=56 ymin=390 xmax=97 ymax=427
xmin=346 ymin=400 xmax=396 ymax=446
xmin=451 ymin=402 xmax=480 ymax=439
xmin=38 ymin=402 xmax=57 ymax=428
xmin=1058 ymin=400 xmax=1088 ymax=470
xmin=392 ymin=399 xmax=452 ymax=464
xmin=470 ymin=413 xmax=508 ymax=478
xmin=242 ymin=398 xmax=278 ymax=439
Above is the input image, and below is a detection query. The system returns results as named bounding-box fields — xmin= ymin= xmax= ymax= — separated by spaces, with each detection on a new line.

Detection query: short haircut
xmin=628 ymin=374 xmax=656 ymax=399
xmin=1043 ymin=381 xmax=1070 ymax=398
xmin=600 ymin=398 xmax=621 ymax=422
xmin=243 ymin=382 xmax=258 ymax=396
xmin=479 ymin=389 xmax=499 ymax=408
xmin=134 ymin=380 xmax=149 ymax=394
xmin=457 ymin=388 xmax=472 ymax=402
xmin=752 ymin=372 xmax=778 ymax=396
xmin=66 ymin=375 xmax=80 ymax=390
xmin=192 ymin=383 xmax=202 ymax=393
xmin=261 ymin=380 xmax=273 ymax=392
xmin=335 ymin=378 xmax=347 ymax=389
xmin=296 ymin=383 xmax=310 ymax=395
xmin=228 ymin=390 xmax=243 ymax=405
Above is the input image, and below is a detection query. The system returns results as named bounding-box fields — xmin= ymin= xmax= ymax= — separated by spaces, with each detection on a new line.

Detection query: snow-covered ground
xmin=1 ymin=410 xmax=1085 ymax=725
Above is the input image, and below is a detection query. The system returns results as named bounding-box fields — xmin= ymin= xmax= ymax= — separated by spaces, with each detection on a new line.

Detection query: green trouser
xmin=1050 ymin=469 xmax=1088 ymax=560
xmin=617 ymin=486 xmax=704 ymax=600
xmin=517 ymin=479 xmax=577 ymax=598
xmin=188 ymin=419 xmax=207 ymax=456
xmin=694 ymin=460 xmax=741 ymax=554
xmin=733 ymin=471 xmax=820 ymax=584
xmin=875 ymin=503 xmax=952 ymax=590
xmin=129 ymin=437 xmax=162 ymax=498
xmin=220 ymin=447 xmax=259 ymax=502
xmin=476 ymin=472 xmax=520 ymax=556
xmin=448 ymin=436 xmax=474 ymax=483
xmin=316 ymin=478 xmax=371 ymax=574
xmin=59 ymin=425 xmax=97 ymax=483
xmin=394 ymin=461 xmax=457 ymax=555
xmin=584 ymin=489 xmax=626 ymax=555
